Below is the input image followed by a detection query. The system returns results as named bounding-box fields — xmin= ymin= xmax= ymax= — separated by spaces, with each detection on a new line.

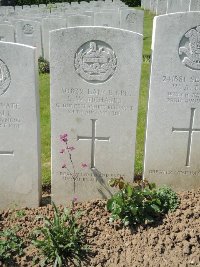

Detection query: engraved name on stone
xmin=179 ymin=26 xmax=200 ymax=70
xmin=0 ymin=60 xmax=11 ymax=96
xmin=0 ymin=102 xmax=21 ymax=128
xmin=23 ymin=24 xmax=34 ymax=35
xmin=74 ymin=41 xmax=117 ymax=83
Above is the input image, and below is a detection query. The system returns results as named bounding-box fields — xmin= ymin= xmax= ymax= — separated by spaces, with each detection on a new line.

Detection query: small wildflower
xmin=60 ymin=149 xmax=65 ymax=153
xmin=81 ymin=163 xmax=88 ymax=168
xmin=60 ymin=133 xmax=68 ymax=142
xmin=73 ymin=196 xmax=78 ymax=202
xmin=67 ymin=146 xmax=75 ymax=151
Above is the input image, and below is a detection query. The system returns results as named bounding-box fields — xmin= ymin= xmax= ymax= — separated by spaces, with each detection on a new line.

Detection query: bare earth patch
xmin=0 ymin=188 xmax=199 ymax=267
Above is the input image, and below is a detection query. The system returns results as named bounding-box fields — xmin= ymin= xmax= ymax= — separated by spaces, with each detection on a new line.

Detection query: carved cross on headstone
xmin=77 ymin=119 xmax=110 ymax=169
xmin=0 ymin=151 xmax=14 ymax=160
xmin=172 ymin=108 xmax=200 ymax=167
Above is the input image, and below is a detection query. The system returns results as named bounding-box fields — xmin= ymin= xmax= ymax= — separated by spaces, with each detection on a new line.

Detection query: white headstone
xmin=50 ymin=27 xmax=143 ymax=204
xmin=144 ymin=12 xmax=200 ymax=190
xmin=67 ymin=15 xmax=93 ymax=27
xmin=16 ymin=20 xmax=43 ymax=57
xmin=0 ymin=41 xmax=41 ymax=209
xmin=120 ymin=8 xmax=144 ymax=34
xmin=94 ymin=11 xmax=120 ymax=27
xmin=42 ymin=17 xmax=67 ymax=60
xmin=0 ymin=24 xmax=15 ymax=42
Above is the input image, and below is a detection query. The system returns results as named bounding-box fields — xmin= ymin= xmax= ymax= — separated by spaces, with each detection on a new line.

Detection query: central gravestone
xmin=144 ymin=12 xmax=200 ymax=190
xmin=50 ymin=27 xmax=142 ymax=204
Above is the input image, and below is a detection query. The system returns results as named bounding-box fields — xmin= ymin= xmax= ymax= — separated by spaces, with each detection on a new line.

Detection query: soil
xmin=0 ymin=186 xmax=200 ymax=267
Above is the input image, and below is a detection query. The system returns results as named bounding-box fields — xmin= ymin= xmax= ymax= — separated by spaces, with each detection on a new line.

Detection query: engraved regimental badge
xmin=74 ymin=40 xmax=117 ymax=83
xmin=179 ymin=26 xmax=200 ymax=70
xmin=0 ymin=60 xmax=11 ymax=96
xmin=126 ymin=13 xmax=136 ymax=24
xmin=23 ymin=24 xmax=34 ymax=34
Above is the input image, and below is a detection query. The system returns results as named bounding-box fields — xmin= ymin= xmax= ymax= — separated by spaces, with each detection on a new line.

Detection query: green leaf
xmin=126 ymin=184 xmax=133 ymax=197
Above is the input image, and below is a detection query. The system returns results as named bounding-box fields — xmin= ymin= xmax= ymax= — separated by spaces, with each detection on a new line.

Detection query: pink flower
xmin=67 ymin=146 xmax=75 ymax=151
xmin=60 ymin=133 xmax=68 ymax=142
xmin=73 ymin=196 xmax=78 ymax=202
xmin=60 ymin=149 xmax=65 ymax=153
xmin=62 ymin=163 xmax=67 ymax=168
xmin=81 ymin=163 xmax=88 ymax=168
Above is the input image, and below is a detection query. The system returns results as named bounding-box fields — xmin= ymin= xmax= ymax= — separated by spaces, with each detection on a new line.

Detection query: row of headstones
xmin=1 ymin=11 xmax=200 ymax=210
xmin=141 ymin=0 xmax=200 ymax=15
xmin=0 ymin=8 xmax=144 ymax=60
xmin=0 ymin=0 xmax=127 ymax=16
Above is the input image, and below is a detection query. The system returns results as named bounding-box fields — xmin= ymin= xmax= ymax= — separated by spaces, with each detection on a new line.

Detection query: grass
xmin=39 ymin=10 xmax=155 ymax=184
xmin=39 ymin=73 xmax=51 ymax=184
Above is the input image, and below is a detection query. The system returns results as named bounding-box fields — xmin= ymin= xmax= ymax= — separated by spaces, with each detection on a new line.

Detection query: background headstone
xmin=120 ymin=8 xmax=144 ymax=34
xmin=16 ymin=20 xmax=42 ymax=57
xmin=42 ymin=17 xmax=66 ymax=60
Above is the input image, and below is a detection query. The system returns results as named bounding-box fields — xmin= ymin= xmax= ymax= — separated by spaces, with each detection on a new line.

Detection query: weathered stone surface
xmin=50 ymin=27 xmax=143 ymax=204
xmin=67 ymin=15 xmax=93 ymax=27
xmin=94 ymin=11 xmax=120 ymax=27
xmin=189 ymin=0 xmax=200 ymax=11
xmin=144 ymin=12 xmax=200 ymax=190
xmin=156 ymin=0 xmax=167 ymax=15
xmin=180 ymin=0 xmax=190 ymax=11
xmin=0 ymin=42 xmax=41 ymax=209
xmin=0 ymin=24 xmax=15 ymax=42
xmin=167 ymin=0 xmax=181 ymax=13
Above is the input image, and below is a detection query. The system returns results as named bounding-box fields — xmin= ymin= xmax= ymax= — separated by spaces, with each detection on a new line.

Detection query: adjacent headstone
xmin=42 ymin=17 xmax=67 ymax=60
xmin=0 ymin=24 xmax=15 ymax=42
xmin=94 ymin=11 xmax=120 ymax=27
xmin=144 ymin=12 xmax=200 ymax=190
xmin=67 ymin=15 xmax=93 ymax=27
xmin=120 ymin=9 xmax=144 ymax=34
xmin=50 ymin=27 xmax=143 ymax=204
xmin=16 ymin=20 xmax=42 ymax=57
xmin=0 ymin=41 xmax=41 ymax=209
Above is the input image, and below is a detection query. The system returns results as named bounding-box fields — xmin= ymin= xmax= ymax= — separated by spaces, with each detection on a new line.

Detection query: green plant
xmin=107 ymin=177 xmax=179 ymax=226
xmin=0 ymin=228 xmax=24 ymax=264
xmin=157 ymin=186 xmax=180 ymax=212
xmin=32 ymin=202 xmax=88 ymax=267
xmin=38 ymin=57 xmax=50 ymax=74
xmin=15 ymin=209 xmax=26 ymax=218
